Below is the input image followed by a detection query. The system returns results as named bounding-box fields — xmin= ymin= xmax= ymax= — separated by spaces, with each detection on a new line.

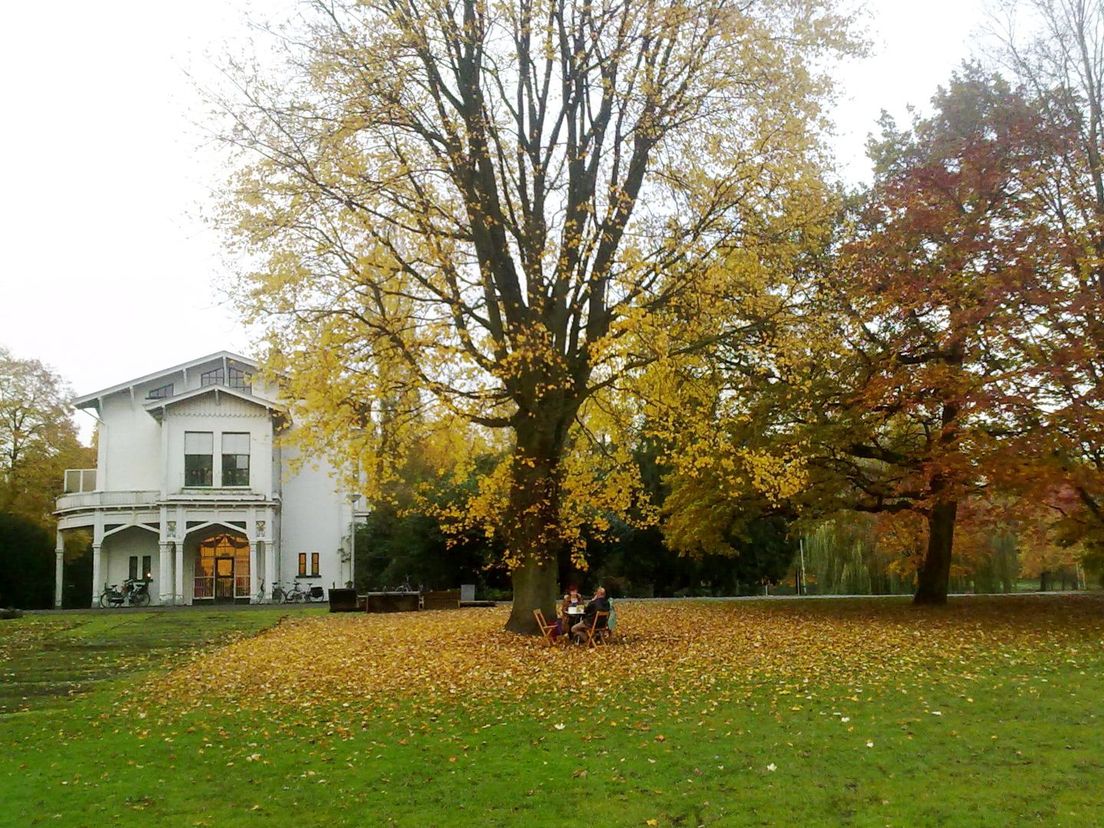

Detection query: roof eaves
xmin=141 ymin=385 xmax=286 ymax=421
xmin=73 ymin=351 xmax=259 ymax=409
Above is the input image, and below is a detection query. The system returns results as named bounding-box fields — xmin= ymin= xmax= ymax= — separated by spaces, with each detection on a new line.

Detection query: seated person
xmin=557 ymin=587 xmax=583 ymax=630
xmin=570 ymin=586 xmax=611 ymax=639
xmin=562 ymin=587 xmax=583 ymax=615
xmin=565 ymin=587 xmax=583 ymax=610
xmin=551 ymin=593 xmax=571 ymax=639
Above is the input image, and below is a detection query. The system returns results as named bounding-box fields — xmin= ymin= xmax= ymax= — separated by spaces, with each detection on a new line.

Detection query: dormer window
xmin=228 ymin=366 xmax=251 ymax=392
xmin=147 ymin=383 xmax=173 ymax=400
xmin=200 ymin=368 xmax=224 ymax=387
xmin=198 ymin=366 xmax=252 ymax=393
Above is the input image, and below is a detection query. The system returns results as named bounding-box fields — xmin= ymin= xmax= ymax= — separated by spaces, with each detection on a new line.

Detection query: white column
xmin=91 ymin=545 xmax=102 ymax=607
xmin=264 ymin=539 xmax=275 ymax=602
xmin=158 ymin=543 xmax=173 ymax=605
xmin=269 ymin=507 xmax=281 ymax=591
xmin=349 ymin=502 xmax=357 ymax=589
xmin=174 ymin=542 xmax=185 ymax=605
xmin=54 ymin=529 xmax=65 ymax=608
xmin=249 ymin=539 xmax=260 ymax=603
xmin=159 ymin=419 xmax=169 ymax=499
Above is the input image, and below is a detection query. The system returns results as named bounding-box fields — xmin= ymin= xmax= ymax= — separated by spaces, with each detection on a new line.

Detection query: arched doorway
xmin=194 ymin=533 xmax=250 ymax=603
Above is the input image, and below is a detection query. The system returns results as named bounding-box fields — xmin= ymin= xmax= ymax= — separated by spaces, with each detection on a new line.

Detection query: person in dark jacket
xmin=571 ymin=586 xmax=610 ymax=639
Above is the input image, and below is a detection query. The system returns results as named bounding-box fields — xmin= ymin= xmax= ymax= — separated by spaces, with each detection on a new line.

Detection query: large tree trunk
xmin=507 ymin=557 xmax=560 ymax=634
xmin=914 ymin=497 xmax=958 ymax=605
xmin=914 ymin=390 xmax=961 ymax=606
xmin=503 ymin=405 xmax=576 ymax=634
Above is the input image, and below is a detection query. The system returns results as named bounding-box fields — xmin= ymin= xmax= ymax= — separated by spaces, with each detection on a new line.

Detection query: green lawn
xmin=0 ymin=608 xmax=316 ymax=713
xmin=1 ymin=597 xmax=1101 ymax=827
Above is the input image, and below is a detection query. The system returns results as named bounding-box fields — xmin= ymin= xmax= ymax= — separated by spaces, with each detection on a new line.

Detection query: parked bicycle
xmin=282 ymin=581 xmax=326 ymax=603
xmin=98 ymin=578 xmax=151 ymax=608
xmin=270 ymin=581 xmax=287 ymax=603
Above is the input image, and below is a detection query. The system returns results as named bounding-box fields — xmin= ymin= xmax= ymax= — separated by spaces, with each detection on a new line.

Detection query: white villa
xmin=53 ymin=352 xmax=360 ymax=607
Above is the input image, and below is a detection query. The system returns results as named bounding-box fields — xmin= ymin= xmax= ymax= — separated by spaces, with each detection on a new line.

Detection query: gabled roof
xmin=74 ymin=351 xmax=260 ymax=410
xmin=142 ymin=384 xmax=286 ymax=422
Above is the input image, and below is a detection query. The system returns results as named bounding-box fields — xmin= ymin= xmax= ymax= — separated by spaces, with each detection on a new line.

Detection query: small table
xmin=565 ymin=606 xmax=586 ymax=636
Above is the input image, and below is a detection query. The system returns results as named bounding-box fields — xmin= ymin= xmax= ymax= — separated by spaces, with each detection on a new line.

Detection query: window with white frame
xmin=221 ymin=433 xmax=250 ymax=487
xmin=184 ymin=432 xmax=214 ymax=487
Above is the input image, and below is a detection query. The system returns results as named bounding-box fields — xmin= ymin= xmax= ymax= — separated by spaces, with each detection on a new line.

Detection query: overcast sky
xmin=0 ymin=0 xmax=999 ymax=439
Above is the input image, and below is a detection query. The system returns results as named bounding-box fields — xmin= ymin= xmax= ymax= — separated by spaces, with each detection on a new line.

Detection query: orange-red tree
xmin=809 ymin=68 xmax=1063 ymax=604
xmin=993 ymin=0 xmax=1104 ymax=554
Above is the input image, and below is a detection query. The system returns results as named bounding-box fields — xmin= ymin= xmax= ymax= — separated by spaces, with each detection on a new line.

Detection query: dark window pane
xmin=298 ymin=553 xmax=307 ymax=577
xmin=129 ymin=556 xmax=138 ymax=580
xmin=221 ymin=433 xmax=250 ymax=487
xmin=200 ymin=368 xmax=224 ymax=387
xmin=222 ymin=454 xmax=250 ymax=487
xmin=185 ymin=454 xmax=213 ymax=487
xmin=147 ymin=383 xmax=173 ymax=400
xmin=311 ymin=552 xmax=319 ymax=576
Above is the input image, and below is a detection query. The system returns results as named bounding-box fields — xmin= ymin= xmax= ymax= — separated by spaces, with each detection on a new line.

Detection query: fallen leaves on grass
xmin=129 ymin=595 xmax=1104 ymax=736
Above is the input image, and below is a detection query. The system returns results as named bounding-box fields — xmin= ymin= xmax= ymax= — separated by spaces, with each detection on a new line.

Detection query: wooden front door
xmin=214 ymin=556 xmax=235 ymax=602
xmin=195 ymin=532 xmax=249 ymax=602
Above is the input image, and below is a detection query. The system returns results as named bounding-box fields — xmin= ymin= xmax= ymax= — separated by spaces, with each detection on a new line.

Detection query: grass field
xmin=0 ymin=608 xmax=316 ymax=714
xmin=2 ymin=596 xmax=1102 ymax=827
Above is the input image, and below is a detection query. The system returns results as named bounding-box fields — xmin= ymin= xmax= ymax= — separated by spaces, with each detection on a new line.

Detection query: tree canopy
xmin=991 ymin=0 xmax=1104 ymax=557
xmin=221 ymin=0 xmax=858 ymax=630
xmin=217 ymin=0 xmax=1104 ymax=618
xmin=0 ymin=348 xmax=89 ymax=526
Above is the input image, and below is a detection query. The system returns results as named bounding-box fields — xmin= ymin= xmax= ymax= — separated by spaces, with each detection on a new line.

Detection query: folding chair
xmin=579 ymin=611 xmax=610 ymax=648
xmin=533 ymin=609 xmax=561 ymax=647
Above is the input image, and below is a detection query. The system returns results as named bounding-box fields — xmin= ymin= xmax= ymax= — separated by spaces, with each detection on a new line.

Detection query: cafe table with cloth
xmin=562 ymin=604 xmax=586 ymax=639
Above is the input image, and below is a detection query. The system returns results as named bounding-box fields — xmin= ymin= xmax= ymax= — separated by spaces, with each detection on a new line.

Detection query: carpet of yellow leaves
xmin=140 ymin=595 xmax=1103 ymax=731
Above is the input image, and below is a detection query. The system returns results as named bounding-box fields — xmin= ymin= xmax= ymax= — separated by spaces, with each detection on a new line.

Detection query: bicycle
xmin=283 ymin=581 xmax=326 ymax=602
xmin=98 ymin=579 xmax=151 ymax=608
xmin=283 ymin=581 xmax=306 ymax=602
xmin=270 ymin=581 xmax=288 ymax=603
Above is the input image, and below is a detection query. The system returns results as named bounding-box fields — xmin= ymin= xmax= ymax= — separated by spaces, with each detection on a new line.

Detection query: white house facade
xmin=53 ymin=352 xmax=361 ymax=607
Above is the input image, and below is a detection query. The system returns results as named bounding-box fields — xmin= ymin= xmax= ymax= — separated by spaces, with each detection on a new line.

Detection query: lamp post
xmin=347 ymin=493 xmax=362 ymax=590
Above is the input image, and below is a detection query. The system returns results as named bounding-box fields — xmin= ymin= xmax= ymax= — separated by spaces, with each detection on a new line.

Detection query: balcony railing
xmin=163 ymin=489 xmax=264 ymax=502
xmin=55 ymin=490 xmax=160 ymax=512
